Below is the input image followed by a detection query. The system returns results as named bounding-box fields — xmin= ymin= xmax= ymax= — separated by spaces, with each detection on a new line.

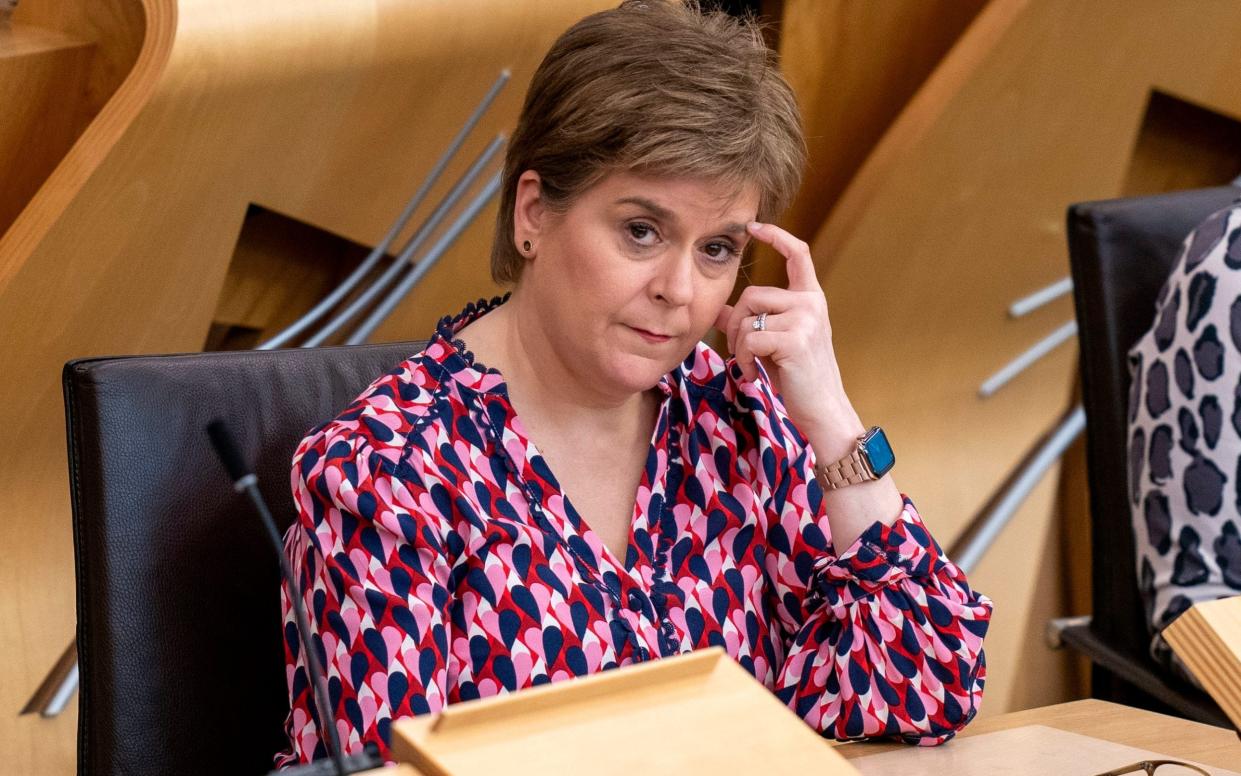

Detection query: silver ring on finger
xmin=752 ymin=312 xmax=768 ymax=332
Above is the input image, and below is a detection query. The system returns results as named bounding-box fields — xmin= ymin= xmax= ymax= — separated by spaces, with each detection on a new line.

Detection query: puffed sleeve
xmin=277 ymin=423 xmax=454 ymax=766
xmin=737 ymin=373 xmax=992 ymax=745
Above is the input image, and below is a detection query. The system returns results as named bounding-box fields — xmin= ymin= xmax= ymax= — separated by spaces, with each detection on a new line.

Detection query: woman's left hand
xmin=713 ymin=221 xmax=864 ymax=455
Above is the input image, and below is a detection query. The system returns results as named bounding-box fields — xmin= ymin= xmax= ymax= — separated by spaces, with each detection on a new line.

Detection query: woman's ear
xmin=513 ymin=170 xmax=545 ymax=256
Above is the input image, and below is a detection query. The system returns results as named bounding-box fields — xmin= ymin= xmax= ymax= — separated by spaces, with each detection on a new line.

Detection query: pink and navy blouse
xmin=276 ymin=297 xmax=992 ymax=766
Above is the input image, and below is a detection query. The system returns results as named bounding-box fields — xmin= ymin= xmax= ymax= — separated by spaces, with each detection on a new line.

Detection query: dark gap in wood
xmin=1122 ymin=89 xmax=1241 ymax=197
xmin=205 ymin=203 xmax=401 ymax=350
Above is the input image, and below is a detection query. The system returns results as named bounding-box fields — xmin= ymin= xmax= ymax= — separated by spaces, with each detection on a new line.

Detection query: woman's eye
xmin=625 ymin=222 xmax=738 ymax=264
xmin=704 ymin=242 xmax=740 ymax=263
xmin=627 ymin=222 xmax=658 ymax=244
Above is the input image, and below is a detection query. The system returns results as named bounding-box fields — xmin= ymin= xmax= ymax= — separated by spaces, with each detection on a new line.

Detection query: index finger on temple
xmin=752 ymin=223 xmax=819 ymax=291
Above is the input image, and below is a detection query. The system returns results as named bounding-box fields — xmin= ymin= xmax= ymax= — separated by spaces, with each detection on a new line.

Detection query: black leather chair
xmin=1065 ymin=185 xmax=1240 ymax=726
xmin=65 ymin=340 xmax=426 ymax=776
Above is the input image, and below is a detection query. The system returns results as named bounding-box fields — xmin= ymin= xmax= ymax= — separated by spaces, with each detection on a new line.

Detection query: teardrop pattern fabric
xmin=276 ymin=297 xmax=991 ymax=767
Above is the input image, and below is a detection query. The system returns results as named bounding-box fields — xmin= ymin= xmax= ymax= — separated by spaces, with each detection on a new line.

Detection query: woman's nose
xmin=651 ymin=249 xmax=695 ymax=306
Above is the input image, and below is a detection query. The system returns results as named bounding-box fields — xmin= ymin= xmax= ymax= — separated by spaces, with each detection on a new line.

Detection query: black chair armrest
xmin=1059 ymin=623 xmax=1230 ymax=727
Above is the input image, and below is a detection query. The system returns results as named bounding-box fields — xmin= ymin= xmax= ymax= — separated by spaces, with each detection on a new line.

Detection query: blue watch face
xmin=861 ymin=427 xmax=895 ymax=477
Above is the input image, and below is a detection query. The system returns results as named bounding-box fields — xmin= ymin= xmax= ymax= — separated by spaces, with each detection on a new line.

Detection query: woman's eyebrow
xmin=614 ymin=196 xmax=749 ymax=235
xmin=615 ymin=196 xmax=674 ymax=220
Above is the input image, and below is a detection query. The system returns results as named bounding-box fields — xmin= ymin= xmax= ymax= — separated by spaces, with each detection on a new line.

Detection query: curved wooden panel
xmin=0 ymin=2 xmax=610 ymax=774
xmin=10 ymin=0 xmax=146 ymax=111
xmin=0 ymin=0 xmax=145 ymax=235
xmin=812 ymin=0 xmax=1241 ymax=714
xmin=766 ymin=0 xmax=986 ymax=285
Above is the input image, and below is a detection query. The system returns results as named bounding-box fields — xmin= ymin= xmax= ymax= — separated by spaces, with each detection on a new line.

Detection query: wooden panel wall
xmin=0 ymin=26 xmax=93 ymax=231
xmin=1 ymin=1 xmax=144 ymax=235
xmin=9 ymin=1 xmax=1241 ymax=772
xmin=10 ymin=0 xmax=146 ymax=114
xmin=766 ymin=0 xmax=987 ymax=286
xmin=0 ymin=2 xmax=610 ymax=774
xmin=810 ymin=0 xmax=1241 ymax=715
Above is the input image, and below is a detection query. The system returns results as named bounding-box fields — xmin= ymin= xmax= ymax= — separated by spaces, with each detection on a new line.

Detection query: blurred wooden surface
xmin=812 ymin=0 xmax=1241 ymax=715
xmin=1 ymin=0 xmax=144 ymax=235
xmin=208 ymin=206 xmax=385 ymax=348
xmin=837 ymin=699 xmax=1241 ymax=770
xmin=0 ymin=25 xmax=92 ymax=232
xmin=763 ymin=0 xmax=986 ymax=287
xmin=0 ymin=2 xmax=609 ymax=775
xmin=8 ymin=1 xmax=1241 ymax=773
xmin=391 ymin=648 xmax=859 ymax=776
xmin=9 ymin=0 xmax=146 ymax=113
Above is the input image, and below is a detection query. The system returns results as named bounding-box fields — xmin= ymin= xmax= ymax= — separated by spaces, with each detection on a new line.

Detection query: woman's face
xmin=513 ymin=169 xmax=759 ymax=400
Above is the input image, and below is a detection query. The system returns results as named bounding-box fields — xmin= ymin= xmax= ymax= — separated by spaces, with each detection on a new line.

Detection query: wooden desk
xmin=369 ymin=700 xmax=1241 ymax=769
xmin=834 ymin=699 xmax=1241 ymax=770
xmin=372 ymin=698 xmax=1241 ymax=775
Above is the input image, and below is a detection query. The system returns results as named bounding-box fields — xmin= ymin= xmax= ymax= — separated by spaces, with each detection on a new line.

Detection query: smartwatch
xmin=816 ymin=426 xmax=895 ymax=490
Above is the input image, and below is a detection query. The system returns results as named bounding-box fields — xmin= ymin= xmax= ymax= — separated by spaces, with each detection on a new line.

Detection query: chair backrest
xmin=1067 ymin=186 xmax=1240 ymax=653
xmin=65 ymin=340 xmax=426 ymax=776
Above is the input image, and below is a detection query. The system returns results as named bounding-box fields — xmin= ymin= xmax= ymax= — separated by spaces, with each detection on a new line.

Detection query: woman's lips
xmin=628 ymin=325 xmax=673 ymax=343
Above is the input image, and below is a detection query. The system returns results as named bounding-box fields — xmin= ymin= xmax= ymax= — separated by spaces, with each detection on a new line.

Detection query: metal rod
xmin=979 ymin=320 xmax=1078 ymax=397
xmin=301 ymin=134 xmax=506 ymax=348
xmin=1046 ymin=614 xmax=1092 ymax=649
xmin=346 ymin=171 xmax=502 ymax=345
xmin=950 ymin=404 xmax=1086 ymax=573
xmin=21 ymin=638 xmax=78 ymax=717
xmin=257 ymin=69 xmax=510 ymax=350
xmin=42 ymin=662 xmax=79 ymax=718
xmin=1009 ymin=276 xmax=1073 ymax=318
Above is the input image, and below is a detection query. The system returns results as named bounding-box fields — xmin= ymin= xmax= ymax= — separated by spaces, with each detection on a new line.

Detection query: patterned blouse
xmin=276 ymin=297 xmax=992 ymax=767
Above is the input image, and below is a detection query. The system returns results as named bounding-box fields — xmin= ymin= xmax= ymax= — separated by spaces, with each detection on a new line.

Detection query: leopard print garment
xmin=1128 ymin=200 xmax=1241 ymax=673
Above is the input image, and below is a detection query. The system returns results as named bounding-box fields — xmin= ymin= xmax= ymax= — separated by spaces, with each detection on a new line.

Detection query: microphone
xmin=207 ymin=420 xmax=381 ymax=776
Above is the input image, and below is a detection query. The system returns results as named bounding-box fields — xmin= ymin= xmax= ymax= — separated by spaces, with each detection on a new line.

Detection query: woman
xmin=277 ymin=0 xmax=991 ymax=766
xmin=1128 ymin=198 xmax=1241 ymax=682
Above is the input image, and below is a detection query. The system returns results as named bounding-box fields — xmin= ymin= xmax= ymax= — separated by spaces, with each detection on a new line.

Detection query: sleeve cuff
xmin=812 ymin=497 xmax=946 ymax=606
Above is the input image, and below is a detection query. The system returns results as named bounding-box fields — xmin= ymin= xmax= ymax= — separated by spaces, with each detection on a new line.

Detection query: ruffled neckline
xmin=431 ymin=293 xmax=511 ymax=387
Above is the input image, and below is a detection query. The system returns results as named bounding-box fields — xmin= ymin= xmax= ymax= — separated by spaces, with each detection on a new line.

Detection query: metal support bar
xmin=301 ymin=134 xmax=506 ymax=348
xmin=42 ymin=662 xmax=78 ymax=717
xmin=1009 ymin=276 xmax=1073 ymax=318
xmin=258 ymin=69 xmax=510 ymax=350
xmin=949 ymin=404 xmax=1086 ymax=574
xmin=21 ymin=638 xmax=77 ymax=718
xmin=979 ymin=320 xmax=1078 ymax=397
xmin=346 ymin=170 xmax=502 ymax=345
xmin=1046 ymin=614 xmax=1092 ymax=649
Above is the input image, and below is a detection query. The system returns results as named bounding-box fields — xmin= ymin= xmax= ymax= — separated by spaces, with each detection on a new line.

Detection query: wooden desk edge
xmin=834 ymin=699 xmax=1241 ymax=770
xmin=369 ymin=699 xmax=1241 ymax=774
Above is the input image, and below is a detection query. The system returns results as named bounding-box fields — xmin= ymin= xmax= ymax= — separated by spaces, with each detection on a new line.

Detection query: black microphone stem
xmin=239 ymin=476 xmax=349 ymax=776
xmin=207 ymin=420 xmax=354 ymax=776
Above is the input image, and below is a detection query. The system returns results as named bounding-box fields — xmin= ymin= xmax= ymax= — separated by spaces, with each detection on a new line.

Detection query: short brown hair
xmin=490 ymin=0 xmax=806 ymax=284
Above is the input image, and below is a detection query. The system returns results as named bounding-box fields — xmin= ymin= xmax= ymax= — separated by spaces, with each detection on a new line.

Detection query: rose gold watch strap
xmin=817 ymin=448 xmax=874 ymax=490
